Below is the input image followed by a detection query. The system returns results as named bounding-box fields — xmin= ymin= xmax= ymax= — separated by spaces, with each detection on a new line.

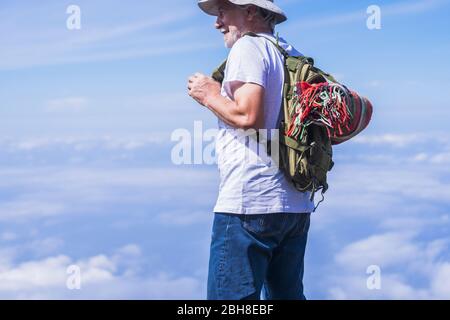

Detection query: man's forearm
xmin=187 ymin=73 xmax=264 ymax=129
xmin=205 ymin=94 xmax=252 ymax=129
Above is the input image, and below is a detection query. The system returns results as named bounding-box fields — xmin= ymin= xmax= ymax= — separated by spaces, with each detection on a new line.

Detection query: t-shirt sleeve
xmin=222 ymin=37 xmax=268 ymax=98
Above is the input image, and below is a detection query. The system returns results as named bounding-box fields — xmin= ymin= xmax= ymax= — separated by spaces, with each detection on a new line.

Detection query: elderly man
xmin=188 ymin=0 xmax=314 ymax=300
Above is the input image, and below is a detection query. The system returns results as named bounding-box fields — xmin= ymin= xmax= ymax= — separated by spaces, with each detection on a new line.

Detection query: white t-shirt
xmin=213 ymin=33 xmax=315 ymax=215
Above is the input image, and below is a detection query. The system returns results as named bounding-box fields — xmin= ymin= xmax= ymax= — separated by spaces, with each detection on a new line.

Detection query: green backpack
xmin=212 ymin=33 xmax=344 ymax=211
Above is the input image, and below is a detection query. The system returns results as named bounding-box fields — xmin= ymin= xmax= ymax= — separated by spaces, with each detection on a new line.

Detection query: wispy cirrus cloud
xmin=0 ymin=200 xmax=65 ymax=222
xmin=45 ymin=97 xmax=89 ymax=113
xmin=286 ymin=0 xmax=450 ymax=30
xmin=351 ymin=132 xmax=450 ymax=148
xmin=0 ymin=2 xmax=216 ymax=70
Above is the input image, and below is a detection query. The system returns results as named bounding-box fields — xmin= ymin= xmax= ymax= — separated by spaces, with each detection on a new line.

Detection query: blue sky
xmin=0 ymin=0 xmax=450 ymax=299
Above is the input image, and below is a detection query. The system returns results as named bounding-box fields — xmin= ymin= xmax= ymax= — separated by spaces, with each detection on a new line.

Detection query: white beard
xmin=224 ymin=29 xmax=242 ymax=48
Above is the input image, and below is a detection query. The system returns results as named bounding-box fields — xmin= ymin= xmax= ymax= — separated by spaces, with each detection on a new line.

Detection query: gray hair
xmin=256 ymin=7 xmax=277 ymax=32
xmin=238 ymin=5 xmax=277 ymax=33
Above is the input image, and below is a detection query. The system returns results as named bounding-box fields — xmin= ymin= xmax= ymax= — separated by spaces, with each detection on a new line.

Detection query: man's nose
xmin=215 ymin=16 xmax=223 ymax=29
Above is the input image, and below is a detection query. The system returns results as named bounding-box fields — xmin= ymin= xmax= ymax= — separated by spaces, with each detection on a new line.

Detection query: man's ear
xmin=246 ymin=5 xmax=259 ymax=21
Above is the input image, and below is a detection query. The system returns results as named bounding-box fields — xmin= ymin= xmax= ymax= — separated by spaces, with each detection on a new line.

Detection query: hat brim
xmin=198 ymin=0 xmax=287 ymax=25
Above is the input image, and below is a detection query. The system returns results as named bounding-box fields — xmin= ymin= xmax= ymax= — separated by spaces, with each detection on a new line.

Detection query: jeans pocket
xmin=241 ymin=214 xmax=288 ymax=237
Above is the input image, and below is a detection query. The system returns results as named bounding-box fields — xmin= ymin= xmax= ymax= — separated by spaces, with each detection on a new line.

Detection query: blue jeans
xmin=207 ymin=212 xmax=311 ymax=300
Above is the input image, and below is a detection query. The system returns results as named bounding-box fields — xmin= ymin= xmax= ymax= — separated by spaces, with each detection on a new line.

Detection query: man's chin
xmin=224 ymin=33 xmax=241 ymax=49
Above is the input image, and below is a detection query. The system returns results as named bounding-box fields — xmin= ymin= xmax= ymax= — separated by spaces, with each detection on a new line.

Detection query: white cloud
xmin=156 ymin=210 xmax=210 ymax=226
xmin=0 ymin=255 xmax=73 ymax=291
xmin=28 ymin=238 xmax=65 ymax=257
xmin=335 ymin=132 xmax=450 ymax=152
xmin=1 ymin=232 xmax=18 ymax=242
xmin=0 ymin=166 xmax=217 ymax=222
xmin=328 ymin=273 xmax=428 ymax=300
xmin=0 ymin=127 xmax=449 ymax=299
xmin=0 ymin=244 xmax=203 ymax=299
xmin=317 ymin=160 xmax=450 ymax=225
xmin=352 ymin=133 xmax=423 ymax=147
xmin=335 ymin=232 xmax=419 ymax=270
xmin=0 ymin=135 xmax=168 ymax=152
xmin=0 ymin=248 xmax=18 ymax=272
xmin=430 ymin=263 xmax=450 ymax=298
xmin=430 ymin=152 xmax=450 ymax=164
xmin=45 ymin=97 xmax=88 ymax=113
xmin=115 ymin=244 xmax=141 ymax=257
xmin=326 ymin=230 xmax=450 ymax=299
xmin=367 ymin=80 xmax=381 ymax=88
xmin=304 ymin=134 xmax=450 ymax=299
xmin=380 ymin=215 xmax=450 ymax=231
xmin=412 ymin=152 xmax=429 ymax=162
xmin=0 ymin=199 xmax=65 ymax=221
xmin=13 ymin=139 xmax=55 ymax=151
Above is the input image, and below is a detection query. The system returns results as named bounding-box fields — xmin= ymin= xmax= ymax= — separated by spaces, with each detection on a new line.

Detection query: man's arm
xmin=188 ymin=73 xmax=265 ymax=130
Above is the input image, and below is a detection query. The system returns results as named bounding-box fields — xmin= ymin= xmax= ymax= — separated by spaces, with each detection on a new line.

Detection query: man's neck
xmin=243 ymin=24 xmax=273 ymax=36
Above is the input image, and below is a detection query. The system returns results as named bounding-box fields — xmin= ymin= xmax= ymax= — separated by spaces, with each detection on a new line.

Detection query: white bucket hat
xmin=198 ymin=0 xmax=287 ymax=25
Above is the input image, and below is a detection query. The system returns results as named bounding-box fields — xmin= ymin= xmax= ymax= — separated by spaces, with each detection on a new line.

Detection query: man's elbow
xmin=237 ymin=115 xmax=263 ymax=130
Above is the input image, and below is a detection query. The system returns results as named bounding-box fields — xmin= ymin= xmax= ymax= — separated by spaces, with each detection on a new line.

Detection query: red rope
xmin=287 ymin=81 xmax=353 ymax=139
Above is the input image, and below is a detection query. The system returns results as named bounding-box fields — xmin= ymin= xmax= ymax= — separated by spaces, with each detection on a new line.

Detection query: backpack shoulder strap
xmin=212 ymin=59 xmax=227 ymax=83
xmin=243 ymin=32 xmax=290 ymax=59
xmin=242 ymin=32 xmax=306 ymax=129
